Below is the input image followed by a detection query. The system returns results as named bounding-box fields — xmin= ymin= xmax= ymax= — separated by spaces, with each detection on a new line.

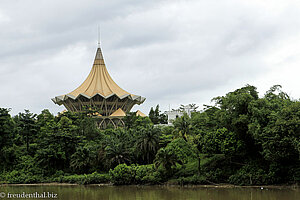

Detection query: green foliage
xmin=109 ymin=164 xmax=161 ymax=185
xmin=229 ymin=163 xmax=276 ymax=185
xmin=123 ymin=112 xmax=153 ymax=129
xmin=190 ymin=106 xmax=220 ymax=134
xmin=135 ymin=164 xmax=161 ymax=184
xmin=109 ymin=164 xmax=135 ymax=185
xmin=173 ymin=113 xmax=192 ymax=141
xmin=154 ymin=138 xmax=196 ymax=177
xmin=0 ymin=84 xmax=299 ymax=186
xmin=58 ymin=172 xmax=109 ymax=184
xmin=1 ymin=155 xmax=44 ymax=184
xmin=0 ymin=108 xmax=14 ymax=148
xmin=149 ymin=105 xmax=167 ymax=124
xmin=200 ymin=128 xmax=244 ymax=156
xmin=135 ymin=125 xmax=161 ymax=164
xmin=103 ymin=128 xmax=133 ymax=168
xmin=70 ymin=141 xmax=101 ymax=173
xmin=1 ymin=170 xmax=43 ymax=184
xmin=14 ymin=110 xmax=38 ymax=153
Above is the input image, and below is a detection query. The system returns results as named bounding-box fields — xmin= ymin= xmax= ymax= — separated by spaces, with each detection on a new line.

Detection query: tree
xmin=149 ymin=106 xmax=160 ymax=124
xmin=212 ymin=85 xmax=259 ymax=157
xmin=173 ymin=113 xmax=191 ymax=141
xmin=123 ymin=112 xmax=139 ymax=129
xmin=35 ymin=115 xmax=81 ymax=171
xmin=149 ymin=105 xmax=167 ymax=124
xmin=123 ymin=112 xmax=153 ymax=129
xmin=154 ymin=147 xmax=177 ymax=175
xmin=103 ymin=128 xmax=133 ymax=168
xmin=70 ymin=141 xmax=101 ymax=173
xmin=198 ymin=128 xmax=244 ymax=156
xmin=105 ymin=142 xmax=132 ymax=169
xmin=0 ymin=108 xmax=14 ymax=148
xmin=154 ymin=138 xmax=195 ymax=176
xmin=159 ymin=113 xmax=168 ymax=124
xmin=15 ymin=110 xmax=38 ymax=153
xmin=0 ymin=108 xmax=15 ymax=171
xmin=191 ymin=105 xmax=220 ymax=134
xmin=135 ymin=125 xmax=161 ymax=164
xmin=56 ymin=116 xmax=81 ymax=169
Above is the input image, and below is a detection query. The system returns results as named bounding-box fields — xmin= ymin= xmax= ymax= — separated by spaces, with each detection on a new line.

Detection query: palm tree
xmin=135 ymin=126 xmax=161 ymax=164
xmin=105 ymin=142 xmax=131 ymax=168
xmin=154 ymin=148 xmax=178 ymax=176
xmin=70 ymin=146 xmax=89 ymax=173
xmin=173 ymin=113 xmax=191 ymax=141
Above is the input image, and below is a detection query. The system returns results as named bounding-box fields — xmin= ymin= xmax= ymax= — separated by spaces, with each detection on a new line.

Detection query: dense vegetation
xmin=0 ymin=85 xmax=299 ymax=185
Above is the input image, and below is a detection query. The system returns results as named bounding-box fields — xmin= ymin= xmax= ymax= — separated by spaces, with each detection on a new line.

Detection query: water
xmin=0 ymin=185 xmax=299 ymax=200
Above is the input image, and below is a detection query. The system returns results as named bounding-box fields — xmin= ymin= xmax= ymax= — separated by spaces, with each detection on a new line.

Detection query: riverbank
xmin=1 ymin=182 xmax=299 ymax=190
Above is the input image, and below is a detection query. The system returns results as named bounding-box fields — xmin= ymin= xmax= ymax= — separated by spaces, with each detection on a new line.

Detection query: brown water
xmin=0 ymin=185 xmax=299 ymax=200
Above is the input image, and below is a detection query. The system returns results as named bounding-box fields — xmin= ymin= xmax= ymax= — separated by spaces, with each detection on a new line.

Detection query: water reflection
xmin=0 ymin=185 xmax=299 ymax=200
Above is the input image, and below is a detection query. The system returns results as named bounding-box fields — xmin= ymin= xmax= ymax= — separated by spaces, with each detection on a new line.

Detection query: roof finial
xmin=98 ymin=25 xmax=100 ymax=48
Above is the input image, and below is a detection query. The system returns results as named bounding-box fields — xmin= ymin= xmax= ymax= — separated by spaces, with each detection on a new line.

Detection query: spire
xmin=97 ymin=25 xmax=100 ymax=48
xmin=95 ymin=26 xmax=103 ymax=60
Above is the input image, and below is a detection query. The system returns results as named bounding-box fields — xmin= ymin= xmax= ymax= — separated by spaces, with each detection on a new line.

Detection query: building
xmin=52 ymin=44 xmax=146 ymax=128
xmin=165 ymin=105 xmax=192 ymax=125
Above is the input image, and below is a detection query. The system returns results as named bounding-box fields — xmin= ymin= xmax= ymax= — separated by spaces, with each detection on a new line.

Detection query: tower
xmin=52 ymin=44 xmax=146 ymax=128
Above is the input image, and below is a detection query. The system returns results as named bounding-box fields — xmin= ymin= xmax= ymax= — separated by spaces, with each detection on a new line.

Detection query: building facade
xmin=165 ymin=105 xmax=193 ymax=125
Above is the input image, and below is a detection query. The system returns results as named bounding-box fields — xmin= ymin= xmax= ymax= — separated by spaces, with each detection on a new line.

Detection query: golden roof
xmin=68 ymin=48 xmax=131 ymax=97
xmin=52 ymin=46 xmax=145 ymax=105
xmin=110 ymin=108 xmax=126 ymax=117
xmin=136 ymin=110 xmax=146 ymax=117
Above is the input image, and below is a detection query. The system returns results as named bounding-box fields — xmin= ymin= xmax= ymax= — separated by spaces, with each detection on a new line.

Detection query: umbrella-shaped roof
xmin=69 ymin=48 xmax=131 ymax=97
xmin=52 ymin=46 xmax=145 ymax=105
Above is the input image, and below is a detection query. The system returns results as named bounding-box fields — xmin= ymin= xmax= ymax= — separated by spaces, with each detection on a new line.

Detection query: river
xmin=0 ymin=185 xmax=299 ymax=200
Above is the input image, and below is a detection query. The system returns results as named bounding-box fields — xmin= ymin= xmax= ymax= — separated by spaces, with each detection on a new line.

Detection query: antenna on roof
xmin=97 ymin=25 xmax=100 ymax=48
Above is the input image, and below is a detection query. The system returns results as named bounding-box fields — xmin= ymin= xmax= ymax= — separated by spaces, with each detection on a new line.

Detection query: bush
xmin=58 ymin=172 xmax=109 ymax=184
xmin=135 ymin=164 xmax=161 ymax=184
xmin=85 ymin=172 xmax=109 ymax=184
xmin=61 ymin=174 xmax=85 ymax=184
xmin=141 ymin=172 xmax=162 ymax=184
xmin=2 ymin=170 xmax=43 ymax=184
xmin=109 ymin=164 xmax=135 ymax=185
xmin=135 ymin=164 xmax=153 ymax=183
xmin=229 ymin=164 xmax=275 ymax=185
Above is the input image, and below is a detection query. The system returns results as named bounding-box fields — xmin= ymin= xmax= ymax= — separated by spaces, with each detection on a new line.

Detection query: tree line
xmin=0 ymin=85 xmax=299 ymax=185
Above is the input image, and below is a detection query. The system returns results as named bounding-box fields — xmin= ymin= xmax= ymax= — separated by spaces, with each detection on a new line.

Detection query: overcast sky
xmin=1 ymin=0 xmax=300 ymax=116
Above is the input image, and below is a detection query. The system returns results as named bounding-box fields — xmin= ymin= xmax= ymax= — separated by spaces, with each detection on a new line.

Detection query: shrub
xmin=84 ymin=172 xmax=109 ymax=184
xmin=109 ymin=164 xmax=135 ymax=185
xmin=141 ymin=171 xmax=162 ymax=184
xmin=135 ymin=164 xmax=161 ymax=184
xmin=2 ymin=170 xmax=43 ymax=184
xmin=61 ymin=174 xmax=85 ymax=184
xmin=229 ymin=164 xmax=275 ymax=185
xmin=59 ymin=172 xmax=109 ymax=184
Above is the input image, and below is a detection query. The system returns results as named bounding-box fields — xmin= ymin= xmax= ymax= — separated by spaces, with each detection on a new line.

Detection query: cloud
xmin=0 ymin=0 xmax=300 ymax=115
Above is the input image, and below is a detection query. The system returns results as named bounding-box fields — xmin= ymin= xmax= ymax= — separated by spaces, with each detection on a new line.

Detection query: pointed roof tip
xmin=95 ymin=47 xmax=104 ymax=60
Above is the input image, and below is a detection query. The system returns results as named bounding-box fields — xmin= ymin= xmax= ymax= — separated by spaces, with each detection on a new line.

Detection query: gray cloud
xmin=1 ymin=0 xmax=300 ymax=115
